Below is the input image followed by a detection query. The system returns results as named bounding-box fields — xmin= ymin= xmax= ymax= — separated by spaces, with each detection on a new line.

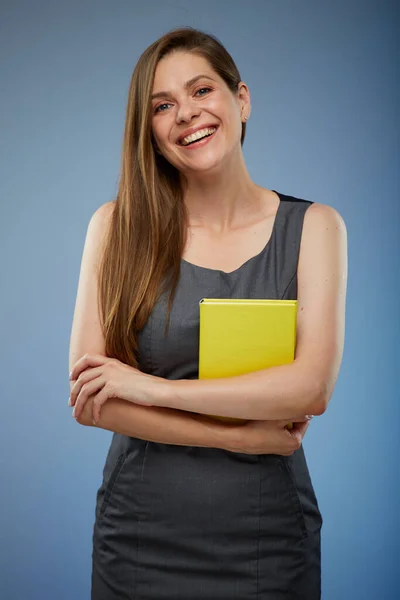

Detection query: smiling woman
xmin=69 ymin=26 xmax=347 ymax=600
xmin=150 ymin=51 xmax=249 ymax=171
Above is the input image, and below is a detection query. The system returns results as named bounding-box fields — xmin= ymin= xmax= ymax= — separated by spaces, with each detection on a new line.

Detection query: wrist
xmin=198 ymin=415 xmax=247 ymax=452
xmin=154 ymin=376 xmax=175 ymax=408
xmin=224 ymin=422 xmax=248 ymax=452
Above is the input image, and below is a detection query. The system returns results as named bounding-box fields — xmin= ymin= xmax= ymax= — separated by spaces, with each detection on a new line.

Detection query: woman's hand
xmin=226 ymin=417 xmax=312 ymax=455
xmin=69 ymin=353 xmax=167 ymax=423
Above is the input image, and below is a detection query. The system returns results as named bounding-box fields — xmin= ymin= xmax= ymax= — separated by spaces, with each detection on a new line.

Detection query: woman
xmin=69 ymin=27 xmax=347 ymax=600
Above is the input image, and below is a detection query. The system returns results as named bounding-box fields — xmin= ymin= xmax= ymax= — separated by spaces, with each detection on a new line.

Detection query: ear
xmin=237 ymin=81 xmax=251 ymax=122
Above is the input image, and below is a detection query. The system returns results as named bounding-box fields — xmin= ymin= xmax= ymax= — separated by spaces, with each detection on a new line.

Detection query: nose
xmin=175 ymin=98 xmax=201 ymax=124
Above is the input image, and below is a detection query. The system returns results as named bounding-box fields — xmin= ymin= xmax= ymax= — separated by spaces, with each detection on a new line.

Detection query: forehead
xmin=152 ymin=51 xmax=218 ymax=91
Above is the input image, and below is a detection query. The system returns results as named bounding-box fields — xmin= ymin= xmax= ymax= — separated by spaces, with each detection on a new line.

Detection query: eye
xmin=154 ymin=102 xmax=172 ymax=114
xmin=195 ymin=87 xmax=212 ymax=97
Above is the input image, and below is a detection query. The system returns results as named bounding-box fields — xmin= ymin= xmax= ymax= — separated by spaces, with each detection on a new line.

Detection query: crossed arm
xmin=74 ymin=393 xmax=243 ymax=451
xmin=69 ymin=201 xmax=347 ymax=445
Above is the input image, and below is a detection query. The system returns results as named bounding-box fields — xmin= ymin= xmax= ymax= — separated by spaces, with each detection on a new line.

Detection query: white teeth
xmin=181 ymin=127 xmax=217 ymax=146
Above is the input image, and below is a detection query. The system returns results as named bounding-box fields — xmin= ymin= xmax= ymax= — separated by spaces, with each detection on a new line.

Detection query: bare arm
xmin=74 ymin=393 xmax=307 ymax=457
xmin=75 ymin=392 xmax=240 ymax=450
xmin=75 ymin=393 xmax=308 ymax=457
xmin=69 ymin=202 xmax=316 ymax=453
xmin=159 ymin=203 xmax=348 ymax=420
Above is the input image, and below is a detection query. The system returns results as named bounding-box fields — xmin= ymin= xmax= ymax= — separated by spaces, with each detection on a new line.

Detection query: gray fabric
xmin=91 ymin=191 xmax=323 ymax=599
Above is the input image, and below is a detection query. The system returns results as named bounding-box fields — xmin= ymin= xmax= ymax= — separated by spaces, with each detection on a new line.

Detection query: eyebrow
xmin=151 ymin=74 xmax=217 ymax=101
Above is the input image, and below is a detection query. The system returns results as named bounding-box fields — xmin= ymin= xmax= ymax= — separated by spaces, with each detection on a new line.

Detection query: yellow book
xmin=198 ymin=298 xmax=298 ymax=426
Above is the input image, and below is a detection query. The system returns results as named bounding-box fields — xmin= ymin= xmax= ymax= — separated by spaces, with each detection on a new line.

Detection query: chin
xmin=181 ymin=151 xmax=229 ymax=174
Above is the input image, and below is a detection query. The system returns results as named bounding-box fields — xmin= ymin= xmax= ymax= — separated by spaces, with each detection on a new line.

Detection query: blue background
xmin=1 ymin=1 xmax=399 ymax=598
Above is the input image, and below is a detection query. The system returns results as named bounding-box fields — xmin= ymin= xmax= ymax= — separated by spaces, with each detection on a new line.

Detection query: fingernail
xmin=69 ymin=371 xmax=73 ymax=379
xmin=68 ymin=397 xmax=71 ymax=407
xmin=92 ymin=419 xmax=97 ymax=426
xmin=72 ymin=407 xmax=76 ymax=418
xmin=306 ymin=415 xmax=314 ymax=420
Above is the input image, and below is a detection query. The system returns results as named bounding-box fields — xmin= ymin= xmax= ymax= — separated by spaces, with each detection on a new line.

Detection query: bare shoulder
xmin=97 ymin=199 xmax=116 ymax=218
xmin=299 ymin=201 xmax=348 ymax=275
xmin=298 ymin=200 xmax=348 ymax=285
xmin=89 ymin=200 xmax=116 ymax=231
xmin=303 ymin=201 xmax=346 ymax=232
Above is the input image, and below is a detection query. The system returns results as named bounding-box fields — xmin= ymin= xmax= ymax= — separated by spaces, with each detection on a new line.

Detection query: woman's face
xmin=151 ymin=51 xmax=249 ymax=175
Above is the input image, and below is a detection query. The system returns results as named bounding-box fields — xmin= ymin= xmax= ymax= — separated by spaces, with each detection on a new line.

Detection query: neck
xmin=180 ymin=148 xmax=268 ymax=233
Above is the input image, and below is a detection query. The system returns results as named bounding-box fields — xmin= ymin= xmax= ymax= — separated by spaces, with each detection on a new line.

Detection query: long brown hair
xmin=98 ymin=27 xmax=247 ymax=368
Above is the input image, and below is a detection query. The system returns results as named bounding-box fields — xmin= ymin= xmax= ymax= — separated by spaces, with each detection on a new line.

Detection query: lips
xmin=177 ymin=124 xmax=219 ymax=146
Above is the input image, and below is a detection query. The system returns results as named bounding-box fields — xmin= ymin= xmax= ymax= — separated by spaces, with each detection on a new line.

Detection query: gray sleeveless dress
xmin=91 ymin=192 xmax=323 ymax=599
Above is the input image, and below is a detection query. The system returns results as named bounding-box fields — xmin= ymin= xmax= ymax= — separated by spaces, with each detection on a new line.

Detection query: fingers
xmin=289 ymin=420 xmax=310 ymax=448
xmin=69 ymin=366 xmax=104 ymax=407
xmin=295 ymin=420 xmax=310 ymax=436
xmin=91 ymin=388 xmax=112 ymax=424
xmin=72 ymin=376 xmax=104 ymax=421
xmin=69 ymin=353 xmax=109 ymax=383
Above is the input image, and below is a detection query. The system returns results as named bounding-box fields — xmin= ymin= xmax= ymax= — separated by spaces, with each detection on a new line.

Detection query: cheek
xmin=152 ymin=118 xmax=170 ymax=145
xmin=215 ymin=98 xmax=241 ymax=137
xmin=223 ymin=112 xmax=242 ymax=143
xmin=156 ymin=126 xmax=178 ymax=156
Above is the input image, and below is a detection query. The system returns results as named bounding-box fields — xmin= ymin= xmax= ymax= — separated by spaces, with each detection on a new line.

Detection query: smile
xmin=178 ymin=126 xmax=219 ymax=149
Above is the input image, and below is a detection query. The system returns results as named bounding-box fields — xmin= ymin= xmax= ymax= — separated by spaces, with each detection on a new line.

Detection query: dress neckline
xmin=180 ymin=190 xmax=283 ymax=275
